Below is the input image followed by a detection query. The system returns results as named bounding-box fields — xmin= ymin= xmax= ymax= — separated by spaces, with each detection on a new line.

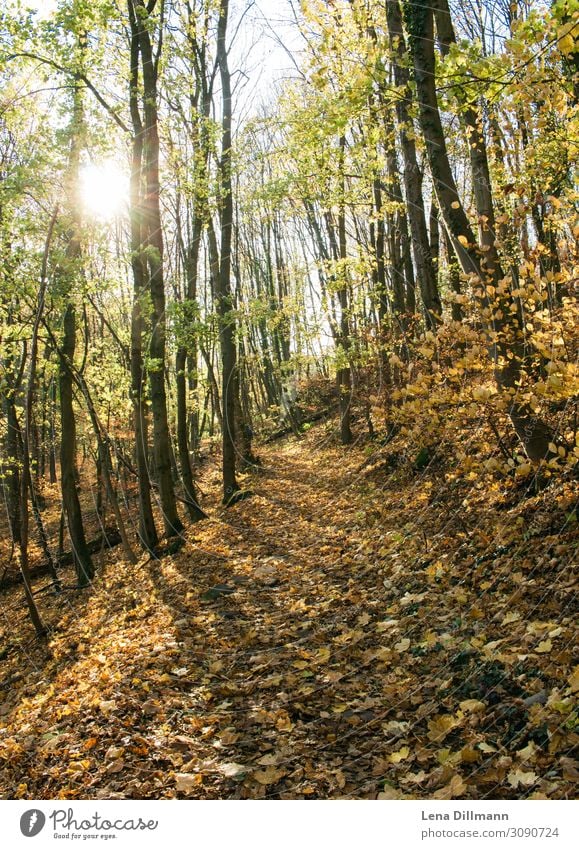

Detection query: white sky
xmin=25 ymin=0 xmax=57 ymax=17
xmin=24 ymin=0 xmax=304 ymax=110
xmin=20 ymin=0 xmax=305 ymax=133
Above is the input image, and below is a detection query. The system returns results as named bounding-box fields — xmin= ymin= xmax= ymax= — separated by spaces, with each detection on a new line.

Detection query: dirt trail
xmin=0 ymin=430 xmax=575 ymax=799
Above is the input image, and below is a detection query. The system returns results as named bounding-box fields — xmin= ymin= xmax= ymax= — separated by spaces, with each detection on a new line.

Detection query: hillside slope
xmin=0 ymin=423 xmax=577 ymax=799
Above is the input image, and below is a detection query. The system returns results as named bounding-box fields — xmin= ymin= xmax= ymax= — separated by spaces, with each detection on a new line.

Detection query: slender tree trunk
xmin=14 ymin=210 xmax=61 ymax=633
xmin=443 ymin=226 xmax=463 ymax=322
xmin=58 ymin=64 xmax=93 ymax=587
xmin=217 ymin=0 xmax=241 ymax=502
xmin=49 ymin=376 xmax=57 ymax=483
xmin=2 ymin=350 xmax=22 ymax=547
xmin=384 ymin=5 xmax=441 ymax=325
xmin=72 ymin=365 xmax=138 ymax=565
xmin=405 ymin=0 xmax=553 ymax=460
xmin=176 ymin=349 xmax=206 ymax=520
xmin=128 ymin=2 xmax=158 ymax=551
xmin=133 ymin=0 xmax=183 ymax=536
xmin=176 ymin=214 xmax=206 ymax=521
xmin=336 ymin=135 xmax=352 ymax=444
xmin=59 ymin=303 xmax=94 ymax=586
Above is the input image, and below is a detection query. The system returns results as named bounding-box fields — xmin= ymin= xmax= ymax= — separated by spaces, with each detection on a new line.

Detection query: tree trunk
xmin=384 ymin=3 xmax=441 ymax=325
xmin=133 ymin=0 xmax=183 ymax=536
xmin=58 ymin=62 xmax=93 ymax=588
xmin=217 ymin=0 xmax=241 ymax=502
xmin=128 ymin=1 xmax=158 ymax=551
xmin=59 ymin=303 xmax=94 ymax=586
xmin=404 ymin=0 xmax=553 ymax=461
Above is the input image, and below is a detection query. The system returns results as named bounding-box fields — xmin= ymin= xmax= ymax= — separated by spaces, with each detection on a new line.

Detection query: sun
xmin=80 ymin=161 xmax=129 ymax=221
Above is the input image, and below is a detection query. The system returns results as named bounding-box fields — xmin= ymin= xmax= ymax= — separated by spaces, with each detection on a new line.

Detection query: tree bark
xmin=128 ymin=1 xmax=158 ymax=551
xmin=217 ymin=0 xmax=241 ymax=502
xmin=58 ymin=60 xmax=94 ymax=588
xmin=404 ymin=0 xmax=553 ymax=460
xmin=133 ymin=0 xmax=183 ymax=536
xmin=337 ymin=135 xmax=353 ymax=445
xmin=384 ymin=3 xmax=441 ymax=325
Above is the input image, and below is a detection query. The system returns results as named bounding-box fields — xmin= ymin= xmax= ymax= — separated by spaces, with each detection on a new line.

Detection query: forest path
xmin=0 ymin=426 xmax=575 ymax=800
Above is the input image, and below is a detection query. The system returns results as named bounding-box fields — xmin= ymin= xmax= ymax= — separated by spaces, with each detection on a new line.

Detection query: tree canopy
xmin=0 ymin=0 xmax=577 ymax=803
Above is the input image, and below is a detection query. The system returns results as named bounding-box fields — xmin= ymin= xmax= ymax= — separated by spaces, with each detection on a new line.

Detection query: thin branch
xmin=4 ymin=52 xmax=131 ymax=135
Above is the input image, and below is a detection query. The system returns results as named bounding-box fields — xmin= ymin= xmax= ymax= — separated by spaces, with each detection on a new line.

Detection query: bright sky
xmin=25 ymin=0 xmax=303 ymax=112
xmin=26 ymin=0 xmax=57 ymax=17
xmin=23 ymin=0 xmax=304 ymax=219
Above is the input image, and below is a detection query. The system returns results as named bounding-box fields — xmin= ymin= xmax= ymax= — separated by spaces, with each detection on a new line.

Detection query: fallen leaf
xmin=253 ymin=766 xmax=287 ymax=785
xmin=433 ymin=774 xmax=467 ymax=799
xmin=567 ymin=667 xmax=579 ymax=693
xmin=461 ymin=747 xmax=480 ymax=764
xmin=257 ymin=753 xmax=279 ymax=766
xmin=276 ymin=715 xmax=294 ymax=732
xmin=428 ymin=714 xmax=459 ymax=743
xmin=502 ymin=611 xmax=521 ymax=625
xmin=560 ymin=757 xmax=579 ymax=781
xmin=507 ymin=769 xmax=538 ymax=788
xmin=378 ymin=785 xmax=407 ymax=799
xmin=459 ymin=699 xmax=485 ymax=714
xmin=219 ymin=730 xmax=239 ymax=746
xmin=516 ymin=741 xmax=538 ymax=762
xmin=175 ymin=773 xmax=201 ymax=794
xmin=389 ymin=746 xmax=410 ymax=764
xmin=218 ymin=762 xmax=247 ymax=779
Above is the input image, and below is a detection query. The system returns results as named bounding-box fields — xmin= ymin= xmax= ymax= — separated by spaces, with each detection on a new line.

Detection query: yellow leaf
xmin=501 ymin=611 xmax=521 ymax=625
xmin=433 ymin=773 xmax=467 ymax=799
xmin=276 ymin=714 xmax=294 ymax=732
xmin=507 ymin=769 xmax=538 ymax=788
xmin=461 ymin=746 xmax=480 ymax=764
xmin=559 ymin=32 xmax=576 ymax=55
xmin=451 ymin=201 xmax=460 ymax=209
xmin=374 ymin=647 xmax=392 ymax=662
xmin=567 ymin=667 xmax=579 ymax=694
xmin=436 ymin=748 xmax=452 ymax=765
xmin=395 ymin=638 xmax=411 ymax=652
xmin=536 ymin=639 xmax=552 ymax=654
xmin=459 ymin=699 xmax=485 ymax=714
xmin=457 ymin=235 xmax=469 ymax=247
xmin=378 ymin=785 xmax=408 ymax=799
xmin=428 ymin=714 xmax=459 ymax=742
xmin=253 ymin=766 xmax=287 ymax=785
xmin=389 ymin=746 xmax=410 ymax=764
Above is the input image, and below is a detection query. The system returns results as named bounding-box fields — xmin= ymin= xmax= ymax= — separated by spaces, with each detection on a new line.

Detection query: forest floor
xmin=0 ymin=420 xmax=577 ymax=800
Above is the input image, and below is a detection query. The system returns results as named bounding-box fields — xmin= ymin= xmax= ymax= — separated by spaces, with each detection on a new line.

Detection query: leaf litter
xmin=0 ymin=424 xmax=576 ymax=800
